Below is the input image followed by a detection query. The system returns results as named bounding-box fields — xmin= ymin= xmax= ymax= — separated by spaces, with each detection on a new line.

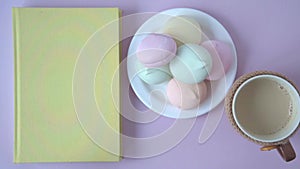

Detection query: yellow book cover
xmin=13 ymin=8 xmax=121 ymax=163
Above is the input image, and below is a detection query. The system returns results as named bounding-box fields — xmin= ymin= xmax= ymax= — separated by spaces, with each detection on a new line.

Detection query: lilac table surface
xmin=1 ymin=0 xmax=300 ymax=168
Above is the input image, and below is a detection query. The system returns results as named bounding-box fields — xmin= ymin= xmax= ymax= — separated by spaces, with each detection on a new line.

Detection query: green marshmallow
xmin=170 ymin=44 xmax=212 ymax=84
xmin=136 ymin=62 xmax=172 ymax=85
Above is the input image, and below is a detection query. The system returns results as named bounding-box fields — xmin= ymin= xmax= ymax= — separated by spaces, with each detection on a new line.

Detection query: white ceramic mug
xmin=225 ymin=71 xmax=300 ymax=162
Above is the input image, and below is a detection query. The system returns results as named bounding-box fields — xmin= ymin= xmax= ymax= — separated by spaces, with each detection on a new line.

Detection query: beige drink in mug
xmin=225 ymin=71 xmax=300 ymax=162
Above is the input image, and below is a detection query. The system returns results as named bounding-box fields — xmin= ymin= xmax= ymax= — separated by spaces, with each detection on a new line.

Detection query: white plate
xmin=127 ymin=8 xmax=237 ymax=119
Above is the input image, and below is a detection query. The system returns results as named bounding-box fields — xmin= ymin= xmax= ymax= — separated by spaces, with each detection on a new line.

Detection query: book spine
xmin=12 ymin=8 xmax=20 ymax=163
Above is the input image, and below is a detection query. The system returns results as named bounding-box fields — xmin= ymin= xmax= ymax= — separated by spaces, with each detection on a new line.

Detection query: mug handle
xmin=260 ymin=140 xmax=296 ymax=162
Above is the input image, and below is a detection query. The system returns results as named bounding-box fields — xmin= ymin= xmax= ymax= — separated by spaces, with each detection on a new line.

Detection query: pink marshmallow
xmin=136 ymin=33 xmax=177 ymax=67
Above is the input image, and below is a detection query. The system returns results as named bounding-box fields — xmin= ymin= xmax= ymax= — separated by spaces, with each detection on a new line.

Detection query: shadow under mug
xmin=225 ymin=71 xmax=300 ymax=162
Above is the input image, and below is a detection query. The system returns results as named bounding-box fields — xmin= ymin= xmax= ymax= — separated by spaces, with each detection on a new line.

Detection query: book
xmin=13 ymin=8 xmax=121 ymax=163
